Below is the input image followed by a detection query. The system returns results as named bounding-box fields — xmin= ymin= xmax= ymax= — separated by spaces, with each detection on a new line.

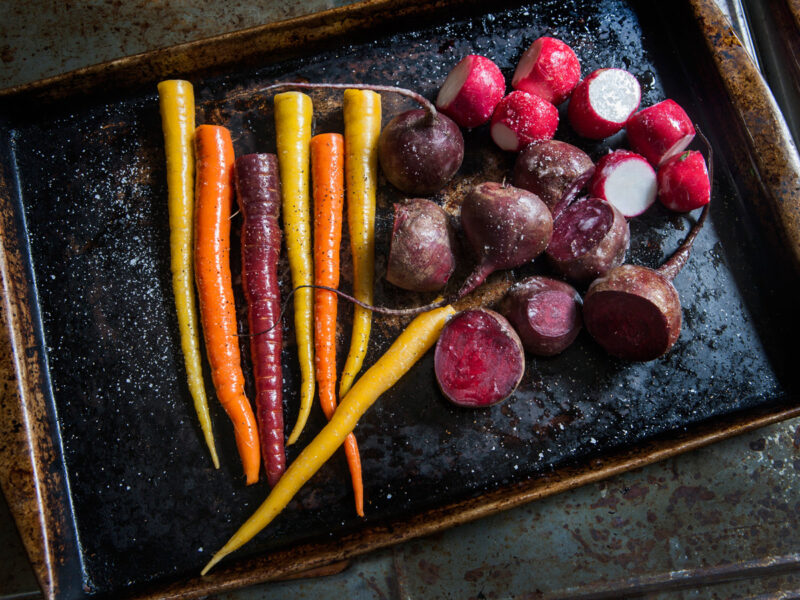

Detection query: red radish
xmin=657 ymin=150 xmax=710 ymax=212
xmin=625 ymin=99 xmax=695 ymax=167
xmin=386 ymin=198 xmax=457 ymax=292
xmin=500 ymin=276 xmax=582 ymax=356
xmin=436 ymin=55 xmax=506 ymax=128
xmin=490 ymin=91 xmax=559 ymax=152
xmin=583 ymin=202 xmax=709 ymax=361
xmin=512 ymin=36 xmax=581 ymax=105
xmin=234 ymin=153 xmax=285 ymax=487
xmin=568 ymin=68 xmax=641 ymax=139
xmin=590 ymin=149 xmax=657 ymax=217
xmin=458 ymin=181 xmax=553 ymax=297
xmin=546 ymin=196 xmax=630 ymax=283
xmin=434 ymin=309 xmax=525 ymax=407
xmin=512 ymin=139 xmax=594 ymax=218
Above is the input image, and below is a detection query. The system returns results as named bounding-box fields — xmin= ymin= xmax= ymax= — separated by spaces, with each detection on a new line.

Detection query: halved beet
xmin=583 ymin=265 xmax=680 ymax=361
xmin=512 ymin=140 xmax=595 ymax=218
xmin=546 ymin=197 xmax=630 ymax=283
xmin=434 ymin=309 xmax=525 ymax=407
xmin=500 ymin=276 xmax=582 ymax=356
xmin=386 ymin=198 xmax=456 ymax=292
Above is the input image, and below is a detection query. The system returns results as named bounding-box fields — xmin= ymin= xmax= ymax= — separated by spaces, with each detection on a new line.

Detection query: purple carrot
xmin=234 ymin=153 xmax=285 ymax=487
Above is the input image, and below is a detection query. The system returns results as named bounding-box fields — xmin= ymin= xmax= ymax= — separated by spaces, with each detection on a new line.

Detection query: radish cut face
xmin=587 ymin=69 xmax=640 ymax=124
xmin=434 ymin=309 xmax=525 ymax=407
xmin=591 ymin=151 xmax=657 ymax=217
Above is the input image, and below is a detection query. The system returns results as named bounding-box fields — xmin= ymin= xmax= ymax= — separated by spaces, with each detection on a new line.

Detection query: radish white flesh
xmin=512 ymin=37 xmax=581 ymax=105
xmin=436 ymin=55 xmax=506 ymax=128
xmin=568 ymin=68 xmax=641 ymax=139
xmin=590 ymin=150 xmax=657 ymax=217
xmin=490 ymin=91 xmax=559 ymax=152
xmin=626 ymin=99 xmax=696 ymax=167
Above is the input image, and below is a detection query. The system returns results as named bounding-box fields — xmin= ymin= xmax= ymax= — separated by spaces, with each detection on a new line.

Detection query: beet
xmin=434 ymin=309 xmax=525 ymax=407
xmin=458 ymin=182 xmax=553 ymax=297
xmin=386 ymin=198 xmax=456 ymax=292
xmin=583 ymin=202 xmax=709 ymax=361
xmin=500 ymin=276 xmax=582 ymax=356
xmin=546 ymin=197 xmax=630 ymax=283
xmin=378 ymin=108 xmax=465 ymax=195
xmin=512 ymin=140 xmax=595 ymax=218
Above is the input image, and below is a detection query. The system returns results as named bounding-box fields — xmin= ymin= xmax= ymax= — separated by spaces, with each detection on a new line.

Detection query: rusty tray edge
xmin=0 ymin=0 xmax=799 ymax=598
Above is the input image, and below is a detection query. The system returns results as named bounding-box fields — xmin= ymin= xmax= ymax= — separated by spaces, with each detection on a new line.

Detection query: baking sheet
xmin=1 ymin=0 xmax=799 ymax=598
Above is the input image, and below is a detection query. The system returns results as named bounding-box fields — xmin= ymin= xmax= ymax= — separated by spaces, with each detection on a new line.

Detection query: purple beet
xmin=583 ymin=203 xmax=709 ymax=361
xmin=512 ymin=140 xmax=595 ymax=219
xmin=434 ymin=309 xmax=525 ymax=407
xmin=379 ymin=108 xmax=465 ymax=195
xmin=546 ymin=196 xmax=630 ymax=283
xmin=458 ymin=182 xmax=553 ymax=298
xmin=500 ymin=276 xmax=582 ymax=356
xmin=386 ymin=198 xmax=456 ymax=292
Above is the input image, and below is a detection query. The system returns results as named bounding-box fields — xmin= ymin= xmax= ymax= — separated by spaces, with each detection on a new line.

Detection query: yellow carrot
xmin=157 ymin=79 xmax=219 ymax=468
xmin=339 ymin=89 xmax=382 ymax=398
xmin=201 ymin=305 xmax=456 ymax=575
xmin=274 ymin=91 xmax=315 ymax=445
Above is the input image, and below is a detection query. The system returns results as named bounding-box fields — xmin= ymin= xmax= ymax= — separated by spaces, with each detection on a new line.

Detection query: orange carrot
xmin=311 ymin=133 xmax=364 ymax=516
xmin=194 ymin=124 xmax=260 ymax=485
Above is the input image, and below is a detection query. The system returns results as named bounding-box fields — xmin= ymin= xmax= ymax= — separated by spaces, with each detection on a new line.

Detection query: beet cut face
xmin=547 ymin=198 xmax=613 ymax=261
xmin=434 ymin=309 xmax=524 ymax=407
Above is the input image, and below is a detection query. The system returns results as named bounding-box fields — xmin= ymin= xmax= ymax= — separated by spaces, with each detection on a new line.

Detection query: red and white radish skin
xmin=625 ymin=99 xmax=695 ymax=167
xmin=490 ymin=91 xmax=559 ymax=152
xmin=511 ymin=36 xmax=581 ymax=105
xmin=546 ymin=196 xmax=630 ymax=283
xmin=500 ymin=276 xmax=582 ymax=356
xmin=434 ymin=309 xmax=525 ymax=407
xmin=568 ymin=68 xmax=641 ymax=139
xmin=590 ymin=150 xmax=657 ymax=218
xmin=436 ymin=55 xmax=506 ymax=128
xmin=385 ymin=198 xmax=457 ymax=292
xmin=512 ymin=140 xmax=594 ymax=218
xmin=657 ymin=150 xmax=710 ymax=212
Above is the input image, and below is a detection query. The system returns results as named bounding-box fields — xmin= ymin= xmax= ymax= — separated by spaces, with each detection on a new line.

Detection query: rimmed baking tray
xmin=1 ymin=0 xmax=799 ymax=598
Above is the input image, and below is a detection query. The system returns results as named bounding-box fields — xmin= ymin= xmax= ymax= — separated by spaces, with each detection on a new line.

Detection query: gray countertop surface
xmin=2 ymin=1 xmax=799 ymax=599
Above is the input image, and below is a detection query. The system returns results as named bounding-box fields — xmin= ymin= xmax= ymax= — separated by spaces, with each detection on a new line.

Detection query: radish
xmin=436 ymin=55 xmax=506 ymax=128
xmin=500 ymin=276 xmax=582 ymax=356
xmin=512 ymin=139 xmax=595 ymax=219
xmin=657 ymin=150 xmax=710 ymax=212
xmin=490 ymin=91 xmax=559 ymax=152
xmin=583 ymin=203 xmax=709 ymax=361
xmin=568 ymin=68 xmax=641 ymax=139
xmin=511 ymin=36 xmax=581 ymax=105
xmin=625 ymin=99 xmax=695 ymax=167
xmin=589 ymin=149 xmax=657 ymax=217
xmin=434 ymin=309 xmax=525 ymax=407
xmin=546 ymin=196 xmax=630 ymax=283
xmin=458 ymin=181 xmax=553 ymax=297
xmin=385 ymin=198 xmax=457 ymax=292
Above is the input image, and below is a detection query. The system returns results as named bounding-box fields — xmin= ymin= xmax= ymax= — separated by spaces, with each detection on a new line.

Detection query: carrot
xmin=234 ymin=153 xmax=286 ymax=488
xmin=201 ymin=304 xmax=456 ymax=575
xmin=339 ymin=89 xmax=382 ymax=398
xmin=157 ymin=79 xmax=219 ymax=468
xmin=310 ymin=133 xmax=364 ymax=516
xmin=194 ymin=124 xmax=260 ymax=485
xmin=274 ymin=91 xmax=315 ymax=445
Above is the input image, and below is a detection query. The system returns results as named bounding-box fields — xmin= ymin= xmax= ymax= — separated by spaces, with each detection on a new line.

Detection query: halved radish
xmin=626 ymin=99 xmax=696 ymax=167
xmin=567 ymin=68 xmax=641 ymax=139
xmin=436 ymin=55 xmax=506 ymax=128
xmin=590 ymin=150 xmax=657 ymax=217
xmin=490 ymin=91 xmax=559 ymax=152
xmin=511 ymin=36 xmax=581 ymax=105
xmin=657 ymin=150 xmax=710 ymax=212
